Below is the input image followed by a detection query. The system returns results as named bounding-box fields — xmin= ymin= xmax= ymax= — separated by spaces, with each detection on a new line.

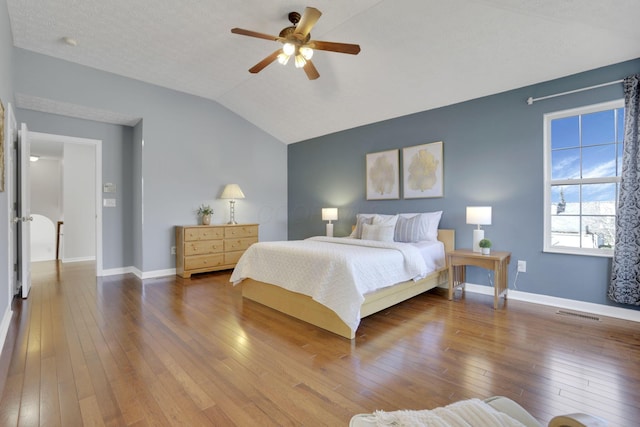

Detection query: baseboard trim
xmin=62 ymin=256 xmax=96 ymax=263
xmin=99 ymin=267 xmax=176 ymax=280
xmin=141 ymin=269 xmax=176 ymax=279
xmin=101 ymin=266 xmax=137 ymax=277
xmin=463 ymin=283 xmax=640 ymax=323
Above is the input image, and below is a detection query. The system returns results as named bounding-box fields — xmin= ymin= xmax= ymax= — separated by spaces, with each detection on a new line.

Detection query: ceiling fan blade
xmin=248 ymin=49 xmax=282 ymax=74
xmin=303 ymin=61 xmax=320 ymax=80
xmin=294 ymin=7 xmax=322 ymax=37
xmin=231 ymin=28 xmax=280 ymax=42
xmin=308 ymin=40 xmax=361 ymax=55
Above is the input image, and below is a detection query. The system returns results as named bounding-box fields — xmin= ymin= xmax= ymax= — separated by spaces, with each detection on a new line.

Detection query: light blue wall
xmin=15 ymin=109 xmax=135 ymax=270
xmin=288 ymin=58 xmax=640 ymax=311
xmin=13 ymin=48 xmax=288 ymax=273
xmin=0 ymin=0 xmax=14 ymax=332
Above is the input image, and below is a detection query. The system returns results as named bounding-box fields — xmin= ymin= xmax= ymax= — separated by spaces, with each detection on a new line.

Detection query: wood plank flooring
xmin=0 ymin=260 xmax=639 ymax=426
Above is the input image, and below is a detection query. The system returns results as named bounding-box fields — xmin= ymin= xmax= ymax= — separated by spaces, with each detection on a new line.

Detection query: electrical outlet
xmin=171 ymin=246 xmax=176 ymax=255
xmin=517 ymin=260 xmax=527 ymax=273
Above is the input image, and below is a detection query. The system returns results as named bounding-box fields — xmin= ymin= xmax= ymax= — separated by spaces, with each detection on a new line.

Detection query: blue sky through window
xmin=546 ymin=103 xmax=623 ymax=251
xmin=551 ymin=108 xmax=623 ymax=183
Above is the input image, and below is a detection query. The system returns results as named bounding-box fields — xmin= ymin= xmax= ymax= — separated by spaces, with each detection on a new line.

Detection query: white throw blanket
xmin=371 ymin=399 xmax=526 ymax=427
xmin=230 ymin=236 xmax=428 ymax=333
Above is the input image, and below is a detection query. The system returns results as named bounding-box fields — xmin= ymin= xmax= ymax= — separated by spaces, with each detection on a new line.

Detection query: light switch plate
xmin=103 ymin=183 xmax=117 ymax=193
xmin=103 ymin=198 xmax=116 ymax=207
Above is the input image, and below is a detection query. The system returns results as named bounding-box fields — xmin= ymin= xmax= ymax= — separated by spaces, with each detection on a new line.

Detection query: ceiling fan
xmin=231 ymin=6 xmax=361 ymax=80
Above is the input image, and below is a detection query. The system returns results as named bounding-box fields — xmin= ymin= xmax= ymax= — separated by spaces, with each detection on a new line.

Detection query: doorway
xmin=27 ymin=132 xmax=103 ymax=276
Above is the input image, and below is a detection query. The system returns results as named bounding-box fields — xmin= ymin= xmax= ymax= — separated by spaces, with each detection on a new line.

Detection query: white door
xmin=4 ymin=103 xmax=18 ymax=297
xmin=18 ymin=123 xmax=32 ymax=298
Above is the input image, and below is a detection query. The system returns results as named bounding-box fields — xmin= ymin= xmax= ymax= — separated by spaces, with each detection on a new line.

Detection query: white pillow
xmin=351 ymin=214 xmax=375 ymax=239
xmin=350 ymin=213 xmax=397 ymax=238
xmin=372 ymin=214 xmax=399 ymax=228
xmin=421 ymin=211 xmax=443 ymax=241
xmin=361 ymin=223 xmax=395 ymax=242
xmin=394 ymin=211 xmax=443 ymax=242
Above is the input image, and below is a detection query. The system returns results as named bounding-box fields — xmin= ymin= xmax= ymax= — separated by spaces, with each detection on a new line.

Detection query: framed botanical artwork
xmin=366 ymin=149 xmax=399 ymax=200
xmin=402 ymin=141 xmax=443 ymax=198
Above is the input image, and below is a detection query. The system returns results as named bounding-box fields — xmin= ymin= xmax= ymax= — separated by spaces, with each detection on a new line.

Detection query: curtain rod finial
xmin=526 ymin=97 xmax=534 ymax=105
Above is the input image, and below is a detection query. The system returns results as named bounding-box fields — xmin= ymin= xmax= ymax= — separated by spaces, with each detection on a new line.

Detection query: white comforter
xmin=364 ymin=399 xmax=526 ymax=427
xmin=230 ymin=236 xmax=435 ymax=332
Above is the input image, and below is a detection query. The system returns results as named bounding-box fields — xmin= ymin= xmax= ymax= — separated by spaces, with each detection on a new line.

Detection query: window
xmin=543 ymin=100 xmax=624 ymax=256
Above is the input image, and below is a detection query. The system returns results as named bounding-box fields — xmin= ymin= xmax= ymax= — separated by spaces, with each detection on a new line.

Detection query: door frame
xmin=29 ymin=132 xmax=103 ymax=275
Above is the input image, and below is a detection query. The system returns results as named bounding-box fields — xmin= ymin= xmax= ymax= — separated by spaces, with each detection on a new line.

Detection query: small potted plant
xmin=197 ymin=204 xmax=214 ymax=225
xmin=479 ymin=238 xmax=492 ymax=255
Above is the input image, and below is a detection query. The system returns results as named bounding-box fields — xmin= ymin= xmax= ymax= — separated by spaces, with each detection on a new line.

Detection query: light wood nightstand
xmin=447 ymin=249 xmax=511 ymax=309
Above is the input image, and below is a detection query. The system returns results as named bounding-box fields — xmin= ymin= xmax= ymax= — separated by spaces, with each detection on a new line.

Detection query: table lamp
xmin=322 ymin=208 xmax=338 ymax=237
xmin=466 ymin=206 xmax=492 ymax=252
xmin=220 ymin=184 xmax=245 ymax=224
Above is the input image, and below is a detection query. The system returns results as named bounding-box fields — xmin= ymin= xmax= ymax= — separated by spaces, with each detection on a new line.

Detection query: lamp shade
xmin=322 ymin=208 xmax=338 ymax=222
xmin=220 ymin=184 xmax=245 ymax=200
xmin=466 ymin=206 xmax=492 ymax=225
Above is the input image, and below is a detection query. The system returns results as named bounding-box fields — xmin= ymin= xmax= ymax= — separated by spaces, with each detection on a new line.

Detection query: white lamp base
xmin=326 ymin=223 xmax=334 ymax=237
xmin=472 ymin=229 xmax=484 ymax=253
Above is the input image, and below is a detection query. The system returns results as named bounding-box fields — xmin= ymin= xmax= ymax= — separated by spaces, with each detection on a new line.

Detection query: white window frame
xmin=543 ymin=99 xmax=624 ymax=257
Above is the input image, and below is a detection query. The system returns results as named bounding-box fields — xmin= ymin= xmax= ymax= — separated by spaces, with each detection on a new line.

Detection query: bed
xmin=230 ymin=212 xmax=454 ymax=339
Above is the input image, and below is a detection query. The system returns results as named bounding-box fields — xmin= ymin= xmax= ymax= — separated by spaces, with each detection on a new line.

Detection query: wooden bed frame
xmin=241 ymin=229 xmax=455 ymax=339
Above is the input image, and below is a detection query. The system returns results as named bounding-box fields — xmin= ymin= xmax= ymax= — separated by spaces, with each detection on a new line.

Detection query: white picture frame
xmin=402 ymin=141 xmax=443 ymax=199
xmin=366 ymin=149 xmax=399 ymax=200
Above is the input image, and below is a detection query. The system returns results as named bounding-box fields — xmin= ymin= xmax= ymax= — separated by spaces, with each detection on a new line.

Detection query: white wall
xmin=30 ymin=157 xmax=63 ymax=262
xmin=30 ymin=158 xmax=62 ymax=224
xmin=30 ymin=214 xmax=55 ymax=262
xmin=63 ymin=144 xmax=95 ymax=261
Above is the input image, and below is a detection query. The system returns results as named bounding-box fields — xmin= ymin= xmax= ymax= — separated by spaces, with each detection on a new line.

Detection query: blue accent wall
xmin=288 ymin=58 xmax=640 ymax=310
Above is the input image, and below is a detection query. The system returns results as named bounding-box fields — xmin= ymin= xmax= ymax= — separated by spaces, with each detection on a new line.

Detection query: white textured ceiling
xmin=7 ymin=0 xmax=640 ymax=144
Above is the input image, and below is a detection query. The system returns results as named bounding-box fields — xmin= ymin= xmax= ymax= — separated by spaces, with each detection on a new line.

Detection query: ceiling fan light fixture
xmin=277 ymin=52 xmax=290 ymax=65
xmin=282 ymin=42 xmax=295 ymax=56
xmin=294 ymin=54 xmax=306 ymax=68
xmin=231 ymin=7 xmax=360 ymax=80
xmin=299 ymin=46 xmax=313 ymax=60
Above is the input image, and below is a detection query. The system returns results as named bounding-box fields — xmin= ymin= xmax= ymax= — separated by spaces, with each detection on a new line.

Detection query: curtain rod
xmin=526 ymin=79 xmax=624 ymax=105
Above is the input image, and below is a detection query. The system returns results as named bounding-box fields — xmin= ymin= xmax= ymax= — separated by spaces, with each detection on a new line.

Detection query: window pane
xmin=551 ymin=216 xmax=580 ymax=248
xmin=617 ymin=108 xmax=625 ymax=142
xmin=551 ymin=185 xmax=579 ymax=215
xmin=551 ymin=148 xmax=580 ymax=179
xmin=551 ymin=186 xmax=565 ymax=215
xmin=582 ymin=145 xmax=616 ymax=178
xmin=551 ymin=116 xmax=579 ymax=149
xmin=545 ymin=103 xmax=621 ymax=255
xmin=583 ymin=216 xmax=615 ymax=249
xmin=582 ymin=110 xmax=615 ymax=146
xmin=582 ymin=184 xmax=616 ymax=214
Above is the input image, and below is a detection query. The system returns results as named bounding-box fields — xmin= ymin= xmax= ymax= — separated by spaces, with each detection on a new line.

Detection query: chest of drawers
xmin=175 ymin=224 xmax=258 ymax=278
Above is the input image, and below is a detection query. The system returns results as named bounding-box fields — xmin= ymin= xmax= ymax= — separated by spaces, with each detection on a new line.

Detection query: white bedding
xmin=230 ymin=236 xmax=445 ymax=333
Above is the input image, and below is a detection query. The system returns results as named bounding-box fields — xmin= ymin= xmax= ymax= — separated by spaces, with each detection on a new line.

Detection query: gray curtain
xmin=609 ymin=74 xmax=640 ymax=305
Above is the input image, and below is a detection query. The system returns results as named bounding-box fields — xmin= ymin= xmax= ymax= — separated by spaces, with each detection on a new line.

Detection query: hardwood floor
xmin=0 ymin=261 xmax=639 ymax=426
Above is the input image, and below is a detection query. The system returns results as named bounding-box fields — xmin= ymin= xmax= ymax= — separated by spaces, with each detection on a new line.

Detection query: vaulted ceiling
xmin=7 ymin=0 xmax=640 ymax=144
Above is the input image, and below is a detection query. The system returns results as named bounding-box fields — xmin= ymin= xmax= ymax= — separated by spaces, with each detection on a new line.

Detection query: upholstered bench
xmin=349 ymin=396 xmax=607 ymax=427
